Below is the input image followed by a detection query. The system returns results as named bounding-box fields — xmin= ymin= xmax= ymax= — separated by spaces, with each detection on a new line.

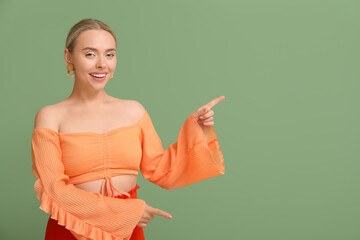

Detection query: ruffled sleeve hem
xmin=188 ymin=114 xmax=225 ymax=173
xmin=39 ymin=191 xmax=135 ymax=240
xmin=145 ymin=113 xmax=225 ymax=189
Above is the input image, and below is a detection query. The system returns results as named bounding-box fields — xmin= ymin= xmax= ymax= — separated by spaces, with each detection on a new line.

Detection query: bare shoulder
xmin=34 ymin=104 xmax=61 ymax=132
xmin=120 ymin=99 xmax=147 ymax=121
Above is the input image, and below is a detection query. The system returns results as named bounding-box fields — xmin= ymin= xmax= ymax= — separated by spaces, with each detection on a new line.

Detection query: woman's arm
xmin=138 ymin=101 xmax=225 ymax=189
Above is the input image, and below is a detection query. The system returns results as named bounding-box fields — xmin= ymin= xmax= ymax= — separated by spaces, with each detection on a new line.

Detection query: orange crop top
xmin=31 ymin=110 xmax=225 ymax=240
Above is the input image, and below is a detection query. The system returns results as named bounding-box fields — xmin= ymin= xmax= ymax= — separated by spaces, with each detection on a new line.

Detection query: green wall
xmin=0 ymin=0 xmax=359 ymax=239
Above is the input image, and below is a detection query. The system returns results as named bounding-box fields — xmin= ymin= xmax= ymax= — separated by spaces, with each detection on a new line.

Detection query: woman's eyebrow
xmin=81 ymin=47 xmax=116 ymax=51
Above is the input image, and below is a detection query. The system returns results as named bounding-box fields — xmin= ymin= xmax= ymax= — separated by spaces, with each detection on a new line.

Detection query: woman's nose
xmin=96 ymin=57 xmax=106 ymax=68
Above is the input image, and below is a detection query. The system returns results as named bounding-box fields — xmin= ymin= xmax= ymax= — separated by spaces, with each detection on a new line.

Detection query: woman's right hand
xmin=137 ymin=203 xmax=172 ymax=228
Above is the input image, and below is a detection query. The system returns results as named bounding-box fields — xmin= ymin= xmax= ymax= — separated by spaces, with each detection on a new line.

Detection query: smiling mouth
xmin=90 ymin=73 xmax=107 ymax=78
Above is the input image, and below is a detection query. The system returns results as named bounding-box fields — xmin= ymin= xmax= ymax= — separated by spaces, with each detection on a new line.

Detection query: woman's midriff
xmin=73 ymin=175 xmax=138 ymax=196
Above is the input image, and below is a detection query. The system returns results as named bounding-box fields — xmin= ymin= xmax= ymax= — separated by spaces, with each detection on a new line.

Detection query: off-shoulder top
xmin=31 ymin=110 xmax=225 ymax=240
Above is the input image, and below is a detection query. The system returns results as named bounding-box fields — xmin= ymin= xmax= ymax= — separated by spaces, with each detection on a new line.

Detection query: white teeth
xmin=90 ymin=73 xmax=106 ymax=77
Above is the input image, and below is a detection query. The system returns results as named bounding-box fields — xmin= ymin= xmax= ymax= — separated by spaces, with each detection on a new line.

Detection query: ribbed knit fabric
xmin=45 ymin=185 xmax=144 ymax=240
xmin=31 ymin=110 xmax=225 ymax=240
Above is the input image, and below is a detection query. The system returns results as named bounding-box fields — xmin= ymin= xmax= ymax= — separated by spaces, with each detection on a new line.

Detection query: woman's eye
xmin=85 ymin=53 xmax=95 ymax=57
xmin=107 ymin=53 xmax=115 ymax=57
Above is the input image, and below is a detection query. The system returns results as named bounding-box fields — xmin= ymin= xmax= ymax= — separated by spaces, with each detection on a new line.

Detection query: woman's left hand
xmin=192 ymin=96 xmax=225 ymax=129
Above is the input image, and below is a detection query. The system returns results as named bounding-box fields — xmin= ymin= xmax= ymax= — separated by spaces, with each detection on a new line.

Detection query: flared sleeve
xmin=31 ymin=128 xmax=146 ymax=240
xmin=139 ymin=111 xmax=225 ymax=189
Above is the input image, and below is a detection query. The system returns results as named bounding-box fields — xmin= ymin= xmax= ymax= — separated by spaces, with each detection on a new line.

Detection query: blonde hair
xmin=65 ymin=18 xmax=117 ymax=53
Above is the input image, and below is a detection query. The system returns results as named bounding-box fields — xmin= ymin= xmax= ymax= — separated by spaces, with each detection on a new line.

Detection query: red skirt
xmin=44 ymin=184 xmax=145 ymax=240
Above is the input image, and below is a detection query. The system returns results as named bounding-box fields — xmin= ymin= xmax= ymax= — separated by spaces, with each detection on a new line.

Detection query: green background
xmin=0 ymin=0 xmax=359 ymax=239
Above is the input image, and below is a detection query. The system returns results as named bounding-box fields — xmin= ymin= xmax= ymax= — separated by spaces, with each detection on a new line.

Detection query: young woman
xmin=31 ymin=18 xmax=225 ymax=240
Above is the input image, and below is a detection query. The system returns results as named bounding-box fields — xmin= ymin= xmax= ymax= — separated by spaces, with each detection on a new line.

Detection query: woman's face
xmin=65 ymin=29 xmax=117 ymax=88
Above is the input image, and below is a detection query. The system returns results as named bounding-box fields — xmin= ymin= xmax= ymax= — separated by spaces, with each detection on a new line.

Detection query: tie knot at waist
xmin=101 ymin=176 xmax=131 ymax=198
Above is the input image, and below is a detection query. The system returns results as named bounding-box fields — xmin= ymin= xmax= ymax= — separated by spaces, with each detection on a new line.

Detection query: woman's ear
xmin=64 ymin=48 xmax=72 ymax=64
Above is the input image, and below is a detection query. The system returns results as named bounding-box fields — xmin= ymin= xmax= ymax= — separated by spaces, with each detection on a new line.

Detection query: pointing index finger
xmin=206 ymin=96 xmax=225 ymax=109
xmin=153 ymin=208 xmax=173 ymax=219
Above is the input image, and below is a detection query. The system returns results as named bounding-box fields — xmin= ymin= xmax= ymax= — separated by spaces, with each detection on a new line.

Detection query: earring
xmin=67 ymin=63 xmax=75 ymax=77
